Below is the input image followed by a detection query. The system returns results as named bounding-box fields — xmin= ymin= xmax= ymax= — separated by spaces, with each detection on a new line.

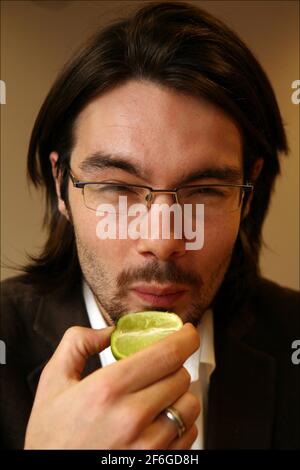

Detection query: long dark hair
xmin=23 ymin=1 xmax=287 ymax=306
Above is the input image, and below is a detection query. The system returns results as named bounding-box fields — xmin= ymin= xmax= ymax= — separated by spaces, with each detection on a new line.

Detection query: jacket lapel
xmin=206 ymin=303 xmax=276 ymax=449
xmin=27 ymin=282 xmax=101 ymax=395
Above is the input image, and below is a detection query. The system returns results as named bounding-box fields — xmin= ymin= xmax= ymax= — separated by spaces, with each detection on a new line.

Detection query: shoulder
xmin=253 ymin=277 xmax=299 ymax=305
xmin=244 ymin=277 xmax=300 ymax=357
xmin=1 ymin=273 xmax=41 ymax=300
xmin=1 ymin=274 xmax=43 ymax=340
xmin=1 ymin=273 xmax=45 ymax=318
xmin=251 ymin=277 xmax=299 ymax=326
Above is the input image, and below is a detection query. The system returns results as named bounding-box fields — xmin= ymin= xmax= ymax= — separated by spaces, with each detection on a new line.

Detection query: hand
xmin=24 ymin=323 xmax=200 ymax=449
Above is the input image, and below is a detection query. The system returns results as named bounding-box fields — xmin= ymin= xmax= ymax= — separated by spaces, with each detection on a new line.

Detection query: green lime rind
xmin=111 ymin=311 xmax=183 ymax=360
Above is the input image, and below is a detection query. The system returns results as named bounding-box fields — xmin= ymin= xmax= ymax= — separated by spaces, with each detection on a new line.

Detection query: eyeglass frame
xmin=68 ymin=171 xmax=254 ymax=211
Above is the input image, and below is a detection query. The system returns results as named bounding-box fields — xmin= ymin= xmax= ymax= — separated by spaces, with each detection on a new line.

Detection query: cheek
xmin=194 ymin=214 xmax=240 ymax=275
xmin=71 ymin=201 xmax=134 ymax=264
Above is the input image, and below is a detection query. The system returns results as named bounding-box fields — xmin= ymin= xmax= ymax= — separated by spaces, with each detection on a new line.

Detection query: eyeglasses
xmin=69 ymin=172 xmax=253 ymax=215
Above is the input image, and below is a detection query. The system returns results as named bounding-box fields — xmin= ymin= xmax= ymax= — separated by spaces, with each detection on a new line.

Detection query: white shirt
xmin=83 ymin=281 xmax=216 ymax=449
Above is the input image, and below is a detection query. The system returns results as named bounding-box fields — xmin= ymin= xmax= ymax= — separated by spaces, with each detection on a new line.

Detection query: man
xmin=1 ymin=1 xmax=299 ymax=449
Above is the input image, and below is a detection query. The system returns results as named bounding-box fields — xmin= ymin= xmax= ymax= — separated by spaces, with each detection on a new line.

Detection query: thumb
xmin=43 ymin=326 xmax=114 ymax=386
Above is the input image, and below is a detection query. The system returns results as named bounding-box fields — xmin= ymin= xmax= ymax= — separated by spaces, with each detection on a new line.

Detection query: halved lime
xmin=111 ymin=311 xmax=183 ymax=360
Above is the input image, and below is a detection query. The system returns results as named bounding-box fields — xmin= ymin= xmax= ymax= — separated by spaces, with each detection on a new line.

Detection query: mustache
xmin=116 ymin=259 xmax=202 ymax=291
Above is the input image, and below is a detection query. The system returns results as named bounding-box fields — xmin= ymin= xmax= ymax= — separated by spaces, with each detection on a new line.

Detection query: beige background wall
xmin=1 ymin=0 xmax=299 ymax=290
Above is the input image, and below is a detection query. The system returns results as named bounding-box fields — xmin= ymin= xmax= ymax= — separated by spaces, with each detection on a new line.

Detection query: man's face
xmin=55 ymin=80 xmax=244 ymax=326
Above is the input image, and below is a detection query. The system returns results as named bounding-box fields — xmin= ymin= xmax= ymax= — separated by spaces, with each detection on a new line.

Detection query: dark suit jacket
xmin=0 ymin=274 xmax=299 ymax=449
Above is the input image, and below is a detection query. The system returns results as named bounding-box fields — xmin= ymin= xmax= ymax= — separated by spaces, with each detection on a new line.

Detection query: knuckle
xmin=96 ymin=379 xmax=118 ymax=406
xmin=161 ymin=342 xmax=182 ymax=368
xmin=120 ymin=409 xmax=143 ymax=444
xmin=180 ymin=367 xmax=191 ymax=389
xmin=63 ymin=326 xmax=84 ymax=343
xmin=187 ymin=392 xmax=201 ymax=418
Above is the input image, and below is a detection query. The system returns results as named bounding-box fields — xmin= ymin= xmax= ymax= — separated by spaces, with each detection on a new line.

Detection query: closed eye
xmin=184 ymin=186 xmax=229 ymax=197
xmin=92 ymin=183 xmax=141 ymax=195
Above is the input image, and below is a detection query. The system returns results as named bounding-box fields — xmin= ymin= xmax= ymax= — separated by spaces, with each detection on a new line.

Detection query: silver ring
xmin=163 ymin=406 xmax=186 ymax=438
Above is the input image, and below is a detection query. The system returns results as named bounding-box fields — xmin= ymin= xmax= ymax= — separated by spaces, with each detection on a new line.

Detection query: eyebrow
xmin=78 ymin=151 xmax=242 ymax=185
xmin=179 ymin=166 xmax=243 ymax=186
xmin=78 ymin=152 xmax=147 ymax=179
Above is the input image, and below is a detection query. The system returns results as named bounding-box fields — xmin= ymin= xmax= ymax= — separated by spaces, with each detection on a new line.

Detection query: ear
xmin=49 ymin=152 xmax=70 ymax=220
xmin=242 ymin=158 xmax=264 ymax=219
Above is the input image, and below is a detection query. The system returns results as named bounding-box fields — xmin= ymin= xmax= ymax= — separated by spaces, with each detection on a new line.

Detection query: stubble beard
xmin=75 ymin=234 xmax=232 ymax=327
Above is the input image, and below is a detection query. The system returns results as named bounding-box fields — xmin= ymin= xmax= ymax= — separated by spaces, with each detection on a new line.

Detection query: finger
xmin=96 ymin=323 xmax=200 ymax=393
xmin=158 ymin=391 xmax=201 ymax=444
xmin=168 ymin=424 xmax=198 ymax=450
xmin=128 ymin=367 xmax=191 ymax=427
xmin=45 ymin=326 xmax=114 ymax=382
xmin=131 ymin=391 xmax=200 ymax=450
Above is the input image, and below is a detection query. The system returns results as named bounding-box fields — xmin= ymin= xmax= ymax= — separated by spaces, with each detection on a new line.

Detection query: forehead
xmin=71 ymin=80 xmax=243 ymax=181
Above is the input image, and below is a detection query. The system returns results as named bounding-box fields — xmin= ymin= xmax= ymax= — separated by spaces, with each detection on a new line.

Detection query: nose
xmin=137 ymin=236 xmax=186 ymax=261
xmin=136 ymin=193 xmax=186 ymax=261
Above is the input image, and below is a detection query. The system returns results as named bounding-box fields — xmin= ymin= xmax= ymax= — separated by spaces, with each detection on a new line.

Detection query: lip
xmin=131 ymin=284 xmax=187 ymax=308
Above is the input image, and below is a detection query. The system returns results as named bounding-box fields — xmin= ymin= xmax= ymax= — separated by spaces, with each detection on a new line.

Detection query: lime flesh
xmin=111 ymin=311 xmax=183 ymax=360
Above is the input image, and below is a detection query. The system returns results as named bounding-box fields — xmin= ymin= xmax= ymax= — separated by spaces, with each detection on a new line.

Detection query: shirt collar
xmin=83 ymin=280 xmax=216 ymax=379
xmin=183 ymin=309 xmax=216 ymax=382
